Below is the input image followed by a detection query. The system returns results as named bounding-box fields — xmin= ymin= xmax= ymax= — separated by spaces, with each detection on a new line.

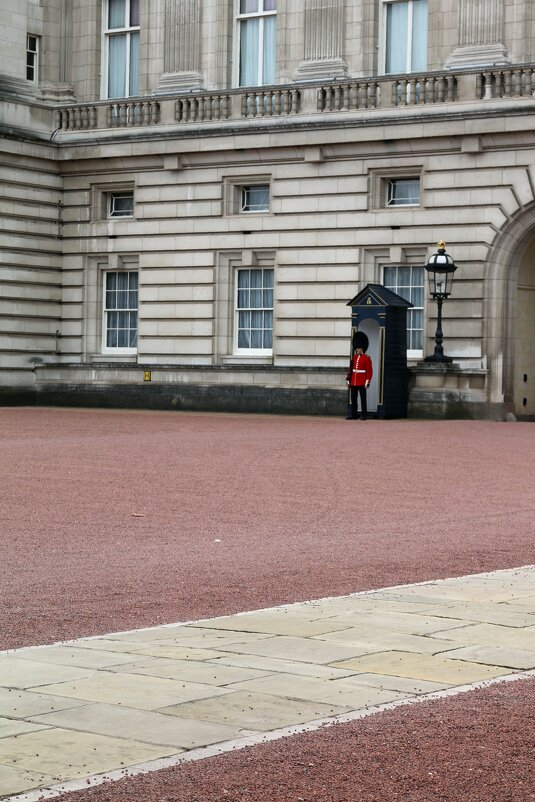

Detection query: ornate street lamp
xmin=424 ymin=241 xmax=457 ymax=363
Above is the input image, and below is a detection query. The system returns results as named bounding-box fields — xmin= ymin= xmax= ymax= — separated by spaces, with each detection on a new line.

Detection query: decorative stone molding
xmin=447 ymin=0 xmax=509 ymax=68
xmin=37 ymin=82 xmax=77 ymax=102
xmin=294 ymin=0 xmax=347 ymax=82
xmin=158 ymin=0 xmax=203 ymax=92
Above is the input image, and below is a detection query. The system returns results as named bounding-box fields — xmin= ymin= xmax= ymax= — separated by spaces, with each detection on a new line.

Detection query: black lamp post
xmin=424 ymin=240 xmax=457 ymax=363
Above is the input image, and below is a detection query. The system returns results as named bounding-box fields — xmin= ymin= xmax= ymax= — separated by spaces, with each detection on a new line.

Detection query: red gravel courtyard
xmin=1 ymin=407 xmax=534 ymax=802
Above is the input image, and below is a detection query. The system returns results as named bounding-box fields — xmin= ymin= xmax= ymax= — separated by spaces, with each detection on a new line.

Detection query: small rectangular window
xmin=235 ymin=267 xmax=274 ymax=352
xmin=26 ymin=35 xmax=39 ymax=82
xmin=108 ymin=192 xmax=134 ymax=218
xmin=386 ymin=178 xmax=420 ymax=207
xmin=103 ymin=270 xmax=138 ymax=351
xmin=384 ymin=265 xmax=424 ymax=353
xmin=241 ymin=184 xmax=270 ymax=212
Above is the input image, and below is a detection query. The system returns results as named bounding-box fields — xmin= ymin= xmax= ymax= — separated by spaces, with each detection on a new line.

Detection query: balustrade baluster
xmin=503 ymin=70 xmax=511 ymax=97
xmin=483 ymin=72 xmax=493 ymax=100
xmin=211 ymin=95 xmax=217 ymax=120
xmin=513 ymin=69 xmax=522 ymax=97
xmin=347 ymin=82 xmax=356 ymax=110
xmin=520 ymin=70 xmax=529 ymax=97
xmin=333 ymin=84 xmax=341 ymax=111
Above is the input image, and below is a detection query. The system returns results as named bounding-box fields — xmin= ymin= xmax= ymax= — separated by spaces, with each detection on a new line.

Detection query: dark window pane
xmin=240 ymin=0 xmax=259 ymax=13
xmin=130 ymin=0 xmax=140 ymax=27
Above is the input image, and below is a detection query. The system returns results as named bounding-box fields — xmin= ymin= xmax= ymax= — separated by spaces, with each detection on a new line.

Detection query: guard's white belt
xmin=353 ymin=369 xmax=366 ymax=373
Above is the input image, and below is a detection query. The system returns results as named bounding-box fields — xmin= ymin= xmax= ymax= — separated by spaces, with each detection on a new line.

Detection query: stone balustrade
xmin=53 ymin=64 xmax=535 ymax=133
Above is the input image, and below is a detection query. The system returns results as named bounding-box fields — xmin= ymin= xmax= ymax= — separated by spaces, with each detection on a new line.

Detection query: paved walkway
xmin=2 ymin=566 xmax=535 ymax=801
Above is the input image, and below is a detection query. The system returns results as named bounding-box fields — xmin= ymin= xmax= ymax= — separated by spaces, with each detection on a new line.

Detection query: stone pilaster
xmin=39 ymin=0 xmax=76 ymax=101
xmin=446 ymin=0 xmax=509 ymax=68
xmin=158 ymin=0 xmax=203 ymax=93
xmin=294 ymin=0 xmax=347 ymax=82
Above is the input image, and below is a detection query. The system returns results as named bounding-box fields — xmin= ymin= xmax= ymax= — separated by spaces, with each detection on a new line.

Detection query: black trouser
xmin=350 ymin=385 xmax=367 ymax=418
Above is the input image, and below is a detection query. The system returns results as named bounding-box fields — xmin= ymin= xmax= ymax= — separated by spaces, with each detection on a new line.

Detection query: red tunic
xmin=346 ymin=353 xmax=373 ymax=387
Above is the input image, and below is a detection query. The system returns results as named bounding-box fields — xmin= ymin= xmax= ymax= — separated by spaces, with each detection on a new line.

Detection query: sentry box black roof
xmin=347 ymin=283 xmax=413 ymax=309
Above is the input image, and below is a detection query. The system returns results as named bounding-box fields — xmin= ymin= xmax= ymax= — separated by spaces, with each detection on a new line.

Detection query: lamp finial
xmin=437 ymin=240 xmax=446 ymax=250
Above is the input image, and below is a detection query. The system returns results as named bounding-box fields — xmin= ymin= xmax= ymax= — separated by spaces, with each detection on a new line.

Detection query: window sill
xmin=91 ymin=353 xmax=138 ymax=363
xmin=222 ymin=354 xmax=273 ymax=365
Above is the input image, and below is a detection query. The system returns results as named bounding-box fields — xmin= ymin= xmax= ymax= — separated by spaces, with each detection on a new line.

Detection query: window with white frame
xmin=104 ymin=0 xmax=140 ymax=99
xmin=108 ymin=191 xmax=134 ymax=218
xmin=386 ymin=177 xmax=420 ymax=206
xmin=26 ymin=35 xmax=39 ymax=82
xmin=235 ymin=267 xmax=274 ymax=352
xmin=383 ymin=0 xmax=428 ymax=74
xmin=383 ymin=265 xmax=424 ymax=353
xmin=223 ymin=176 xmax=271 ymax=215
xmin=241 ymin=184 xmax=270 ymax=212
xmin=103 ymin=270 xmax=138 ymax=352
xmin=237 ymin=0 xmax=276 ymax=87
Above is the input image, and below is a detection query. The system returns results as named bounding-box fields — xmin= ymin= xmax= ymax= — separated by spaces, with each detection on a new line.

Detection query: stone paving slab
xmin=0 ymin=728 xmax=177 ymax=781
xmin=28 ymin=704 xmax=243 ymax=749
xmin=106 ymin=657 xmax=270 ymax=685
xmin=0 ymin=658 xmax=93 ymax=690
xmin=1 ymin=566 xmax=535 ymax=801
xmin=437 ymin=644 xmax=535 ymax=670
xmin=158 ymin=690 xmax=348 ymax=731
xmin=331 ymin=650 xmax=511 ymax=684
xmin=37 ymin=672 xmax=235 ymax=710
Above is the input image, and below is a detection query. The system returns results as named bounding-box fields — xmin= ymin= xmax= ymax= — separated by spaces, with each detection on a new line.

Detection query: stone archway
xmin=486 ymin=206 xmax=535 ymax=419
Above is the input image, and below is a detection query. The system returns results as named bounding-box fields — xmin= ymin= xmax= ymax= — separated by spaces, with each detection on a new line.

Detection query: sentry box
xmin=347 ymin=284 xmax=412 ymax=419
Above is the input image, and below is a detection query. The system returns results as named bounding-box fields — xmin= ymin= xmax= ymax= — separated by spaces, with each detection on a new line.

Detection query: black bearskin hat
xmin=353 ymin=330 xmax=369 ymax=352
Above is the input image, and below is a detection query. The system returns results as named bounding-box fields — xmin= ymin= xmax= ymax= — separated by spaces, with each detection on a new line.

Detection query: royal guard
xmin=346 ymin=331 xmax=373 ymax=420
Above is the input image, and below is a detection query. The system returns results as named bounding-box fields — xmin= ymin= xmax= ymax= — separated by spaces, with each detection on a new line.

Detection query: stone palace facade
xmin=2 ymin=0 xmax=535 ymax=418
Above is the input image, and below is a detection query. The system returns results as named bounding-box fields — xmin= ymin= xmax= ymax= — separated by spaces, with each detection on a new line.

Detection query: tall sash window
xmin=103 ymin=271 xmax=138 ymax=352
xmin=384 ymin=0 xmax=428 ymax=74
xmin=105 ymin=0 xmax=140 ymax=98
xmin=235 ymin=268 xmax=274 ymax=353
xmin=384 ymin=265 xmax=425 ymax=354
xmin=237 ymin=0 xmax=276 ymax=87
